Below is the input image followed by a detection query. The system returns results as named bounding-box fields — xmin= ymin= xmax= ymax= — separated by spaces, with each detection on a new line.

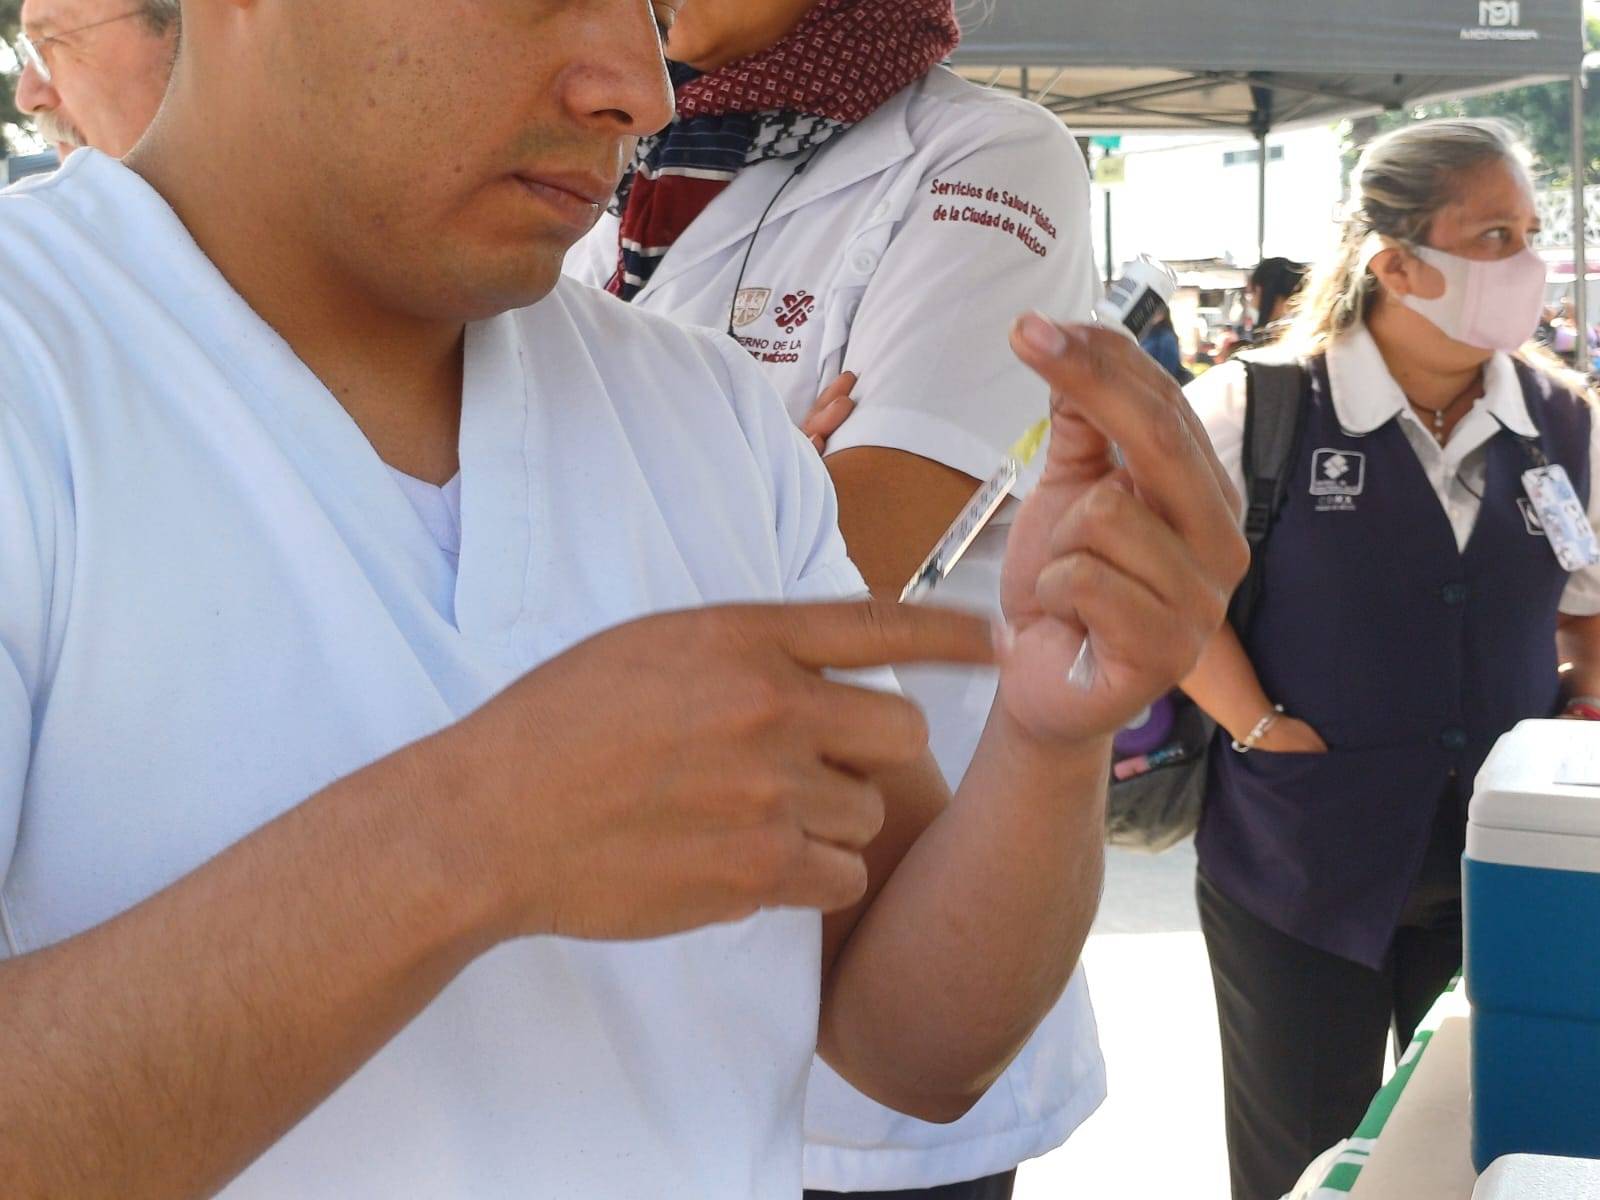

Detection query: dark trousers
xmin=1197 ymin=781 xmax=1467 ymax=1200
xmin=804 ymin=1169 xmax=1016 ymax=1200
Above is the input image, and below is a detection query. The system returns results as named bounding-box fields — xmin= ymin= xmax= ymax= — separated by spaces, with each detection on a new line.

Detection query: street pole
xmin=1258 ymin=130 xmax=1269 ymax=264
xmin=1574 ymin=71 xmax=1589 ymax=372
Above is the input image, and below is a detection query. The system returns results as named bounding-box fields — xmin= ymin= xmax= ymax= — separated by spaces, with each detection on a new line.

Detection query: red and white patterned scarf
xmin=609 ymin=0 xmax=960 ymax=299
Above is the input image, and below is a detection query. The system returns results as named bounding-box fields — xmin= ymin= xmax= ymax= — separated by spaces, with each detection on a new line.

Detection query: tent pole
xmin=1104 ymin=189 xmax=1115 ymax=286
xmin=1257 ymin=129 xmax=1269 ymax=263
xmin=1574 ymin=71 xmax=1589 ymax=372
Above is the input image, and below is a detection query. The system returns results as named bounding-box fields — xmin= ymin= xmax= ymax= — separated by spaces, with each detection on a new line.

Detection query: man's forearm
xmin=0 ymin=741 xmax=494 ymax=1200
xmin=818 ymin=705 xmax=1106 ymax=1122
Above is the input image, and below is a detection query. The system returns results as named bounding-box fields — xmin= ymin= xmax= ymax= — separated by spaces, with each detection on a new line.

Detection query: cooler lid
xmin=1470 ymin=720 xmax=1600 ymax=839
xmin=1473 ymin=1153 xmax=1600 ymax=1199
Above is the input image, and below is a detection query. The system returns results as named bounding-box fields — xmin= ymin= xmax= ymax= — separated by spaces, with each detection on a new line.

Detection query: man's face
xmin=15 ymin=0 xmax=175 ymax=158
xmin=254 ymin=0 xmax=678 ymax=323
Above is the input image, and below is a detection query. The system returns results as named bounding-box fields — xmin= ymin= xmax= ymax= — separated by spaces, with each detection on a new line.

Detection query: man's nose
xmin=15 ymin=57 xmax=59 ymax=115
xmin=567 ymin=5 xmax=676 ymax=138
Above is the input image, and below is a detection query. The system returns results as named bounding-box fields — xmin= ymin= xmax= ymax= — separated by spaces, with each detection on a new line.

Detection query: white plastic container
xmin=1473 ymin=1153 xmax=1600 ymax=1199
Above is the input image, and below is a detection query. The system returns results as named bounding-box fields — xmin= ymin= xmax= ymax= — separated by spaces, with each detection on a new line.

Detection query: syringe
xmin=899 ymin=419 xmax=1050 ymax=604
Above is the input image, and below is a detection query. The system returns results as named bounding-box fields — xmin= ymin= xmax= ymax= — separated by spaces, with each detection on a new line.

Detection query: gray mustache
xmin=31 ymin=108 xmax=84 ymax=152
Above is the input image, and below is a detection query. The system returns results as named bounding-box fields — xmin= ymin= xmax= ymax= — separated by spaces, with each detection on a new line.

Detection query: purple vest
xmin=1198 ymin=357 xmax=1592 ymax=967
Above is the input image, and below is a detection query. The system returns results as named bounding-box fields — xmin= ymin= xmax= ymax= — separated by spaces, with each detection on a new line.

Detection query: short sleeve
xmin=701 ymin=332 xmax=871 ymax=604
xmin=0 ymin=397 xmax=66 ymax=919
xmin=1184 ymin=360 xmax=1251 ymax=528
xmin=1559 ymin=405 xmax=1600 ymax=616
xmin=700 ymin=333 xmax=900 ymax=696
xmin=824 ymin=102 xmax=1098 ymax=492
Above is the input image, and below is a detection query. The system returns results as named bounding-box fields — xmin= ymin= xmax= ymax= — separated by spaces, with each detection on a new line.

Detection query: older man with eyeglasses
xmin=12 ymin=0 xmax=178 ymax=158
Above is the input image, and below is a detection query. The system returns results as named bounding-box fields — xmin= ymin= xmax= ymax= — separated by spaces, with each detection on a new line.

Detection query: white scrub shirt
xmin=569 ymin=65 xmax=1108 ymax=1192
xmin=0 ymin=150 xmax=874 ymax=1199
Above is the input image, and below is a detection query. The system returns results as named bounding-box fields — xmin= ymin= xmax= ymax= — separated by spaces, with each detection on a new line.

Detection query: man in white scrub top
xmin=0 ymin=2 xmax=1247 ymax=1197
xmin=567 ymin=3 xmax=1109 ymax=1192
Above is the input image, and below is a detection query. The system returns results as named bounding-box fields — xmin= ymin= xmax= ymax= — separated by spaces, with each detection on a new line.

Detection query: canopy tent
xmin=953 ymin=1 xmax=1584 ymax=135
xmin=952 ymin=0 xmax=1592 ymax=347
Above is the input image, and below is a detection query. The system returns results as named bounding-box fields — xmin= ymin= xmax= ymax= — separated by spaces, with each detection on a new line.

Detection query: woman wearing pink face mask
xmin=1181 ymin=119 xmax=1600 ymax=1200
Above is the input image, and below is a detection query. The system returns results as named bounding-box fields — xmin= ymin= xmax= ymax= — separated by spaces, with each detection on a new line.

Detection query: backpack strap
xmin=1230 ymin=359 xmax=1309 ymax=630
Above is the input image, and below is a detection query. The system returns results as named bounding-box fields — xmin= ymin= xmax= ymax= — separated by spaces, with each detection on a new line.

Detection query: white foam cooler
xmin=1464 ymin=720 xmax=1600 ymax=1172
xmin=1473 ymin=1153 xmax=1600 ymax=1199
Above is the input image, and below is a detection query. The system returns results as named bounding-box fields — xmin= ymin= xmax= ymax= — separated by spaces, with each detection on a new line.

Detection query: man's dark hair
xmin=141 ymin=0 xmax=181 ymax=35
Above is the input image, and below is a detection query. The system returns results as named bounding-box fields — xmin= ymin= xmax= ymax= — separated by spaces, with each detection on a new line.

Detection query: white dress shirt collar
xmin=1324 ymin=324 xmax=1538 ymax=440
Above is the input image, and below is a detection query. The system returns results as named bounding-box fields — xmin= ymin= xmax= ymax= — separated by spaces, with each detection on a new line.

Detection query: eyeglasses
xmin=12 ymin=9 xmax=147 ymax=87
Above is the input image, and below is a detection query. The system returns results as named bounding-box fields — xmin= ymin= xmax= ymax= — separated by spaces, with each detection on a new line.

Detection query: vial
xmin=1094 ymin=255 xmax=1179 ymax=343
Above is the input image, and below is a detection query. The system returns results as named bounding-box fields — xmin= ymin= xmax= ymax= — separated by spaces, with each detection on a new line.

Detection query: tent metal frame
xmin=964 ymin=63 xmax=1592 ymax=361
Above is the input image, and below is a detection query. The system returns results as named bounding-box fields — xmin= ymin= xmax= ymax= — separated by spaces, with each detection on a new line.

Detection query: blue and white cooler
xmin=1464 ymin=719 xmax=1600 ymax=1172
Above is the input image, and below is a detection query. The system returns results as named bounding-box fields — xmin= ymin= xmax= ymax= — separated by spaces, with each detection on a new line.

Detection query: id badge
xmin=1522 ymin=464 xmax=1600 ymax=572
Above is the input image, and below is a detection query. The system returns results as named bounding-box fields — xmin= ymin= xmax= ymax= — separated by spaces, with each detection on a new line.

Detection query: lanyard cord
xmin=724 ymin=133 xmax=846 ymax=337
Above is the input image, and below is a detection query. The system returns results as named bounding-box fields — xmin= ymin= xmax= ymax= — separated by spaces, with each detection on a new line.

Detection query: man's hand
xmin=440 ymin=601 xmax=995 ymax=944
xmin=801 ymin=372 xmax=858 ymax=454
xmin=999 ymin=316 xmax=1248 ymax=745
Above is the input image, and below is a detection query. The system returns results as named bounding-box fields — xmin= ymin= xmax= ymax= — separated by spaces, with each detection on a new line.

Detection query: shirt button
xmin=1440 ymin=727 xmax=1469 ymax=752
xmin=851 ymin=250 xmax=879 ymax=275
xmin=1441 ymin=582 xmax=1469 ymax=607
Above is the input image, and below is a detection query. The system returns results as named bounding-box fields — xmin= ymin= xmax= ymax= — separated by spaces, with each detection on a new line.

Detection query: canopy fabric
xmin=954 ymin=0 xmax=1584 ymax=133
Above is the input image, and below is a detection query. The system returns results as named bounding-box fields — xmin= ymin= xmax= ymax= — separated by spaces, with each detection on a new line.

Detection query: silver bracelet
xmin=1231 ymin=705 xmax=1285 ymax=754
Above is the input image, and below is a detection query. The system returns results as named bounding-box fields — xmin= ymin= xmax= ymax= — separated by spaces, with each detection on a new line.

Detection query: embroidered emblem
xmin=1310 ymin=449 xmax=1367 ymax=498
xmin=775 ymin=291 xmax=817 ymax=333
xmin=731 ymin=287 xmax=772 ymax=329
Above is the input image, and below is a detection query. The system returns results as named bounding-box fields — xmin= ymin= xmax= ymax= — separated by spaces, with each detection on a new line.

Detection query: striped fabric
xmin=607 ymin=0 xmax=959 ymax=301
xmin=1307 ymin=978 xmax=1466 ymax=1199
xmin=609 ymin=109 xmax=847 ymax=301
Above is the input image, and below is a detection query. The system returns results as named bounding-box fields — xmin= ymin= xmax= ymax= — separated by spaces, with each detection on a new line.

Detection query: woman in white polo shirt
xmin=568 ymin=2 xmax=1105 ymax=1197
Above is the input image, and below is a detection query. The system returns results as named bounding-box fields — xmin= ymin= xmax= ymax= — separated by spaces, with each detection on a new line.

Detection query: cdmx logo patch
xmin=774 ymin=291 xmax=817 ymax=333
xmin=1310 ymin=449 xmax=1367 ymax=497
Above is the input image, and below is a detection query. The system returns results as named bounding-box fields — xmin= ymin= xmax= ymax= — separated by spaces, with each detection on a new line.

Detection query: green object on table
xmin=1309 ymin=978 xmax=1463 ymax=1198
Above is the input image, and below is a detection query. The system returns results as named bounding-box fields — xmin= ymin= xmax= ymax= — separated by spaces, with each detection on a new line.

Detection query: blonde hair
xmin=1284 ymin=118 xmax=1530 ymax=354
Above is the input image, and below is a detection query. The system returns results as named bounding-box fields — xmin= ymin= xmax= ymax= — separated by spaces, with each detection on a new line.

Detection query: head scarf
xmin=608 ymin=0 xmax=960 ymax=300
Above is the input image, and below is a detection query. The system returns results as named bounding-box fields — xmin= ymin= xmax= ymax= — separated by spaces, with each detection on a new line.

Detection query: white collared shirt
xmin=1186 ymin=326 xmax=1600 ymax=616
xmin=568 ymin=65 xmax=1108 ymax=1192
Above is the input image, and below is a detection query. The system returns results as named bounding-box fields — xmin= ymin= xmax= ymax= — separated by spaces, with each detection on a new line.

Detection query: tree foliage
xmin=1348 ymin=12 xmax=1600 ymax=187
xmin=0 ymin=0 xmax=26 ymax=154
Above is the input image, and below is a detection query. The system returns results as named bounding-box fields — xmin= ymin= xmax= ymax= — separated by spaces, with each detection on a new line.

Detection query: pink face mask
xmin=1399 ymin=243 xmax=1548 ymax=353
